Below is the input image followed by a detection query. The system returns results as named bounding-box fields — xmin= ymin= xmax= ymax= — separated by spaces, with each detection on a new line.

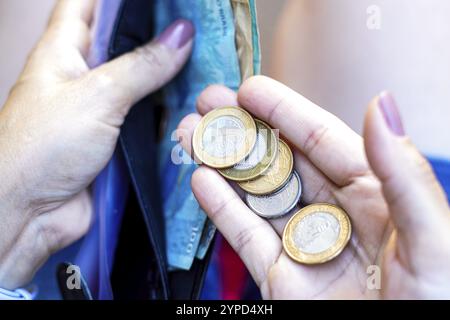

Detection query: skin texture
xmin=0 ymin=0 xmax=193 ymax=289
xmin=1 ymin=0 xmax=449 ymax=300
xmin=177 ymin=76 xmax=450 ymax=299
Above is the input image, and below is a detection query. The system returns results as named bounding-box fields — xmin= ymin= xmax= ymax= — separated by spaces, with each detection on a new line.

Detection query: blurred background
xmin=1 ymin=0 xmax=449 ymax=159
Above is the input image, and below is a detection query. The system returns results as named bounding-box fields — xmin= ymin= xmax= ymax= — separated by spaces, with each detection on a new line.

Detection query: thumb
xmin=363 ymin=92 xmax=449 ymax=252
xmin=83 ymin=19 xmax=194 ymax=117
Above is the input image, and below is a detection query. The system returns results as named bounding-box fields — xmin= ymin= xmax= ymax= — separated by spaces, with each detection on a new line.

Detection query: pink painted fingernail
xmin=157 ymin=19 xmax=194 ymax=49
xmin=378 ymin=91 xmax=405 ymax=136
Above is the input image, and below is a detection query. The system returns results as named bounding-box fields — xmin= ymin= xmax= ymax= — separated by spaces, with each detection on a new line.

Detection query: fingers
xmin=364 ymin=92 xmax=450 ymax=251
xmin=178 ymin=112 xmax=288 ymax=233
xmin=193 ymin=84 xmax=339 ymax=205
xmin=181 ymin=83 xmax=340 ymax=202
xmin=196 ymin=85 xmax=238 ymax=115
xmin=177 ymin=85 xmax=237 ymax=158
xmin=191 ymin=166 xmax=282 ymax=286
xmin=192 ymin=88 xmax=288 ymax=281
xmin=84 ymin=19 xmax=194 ymax=122
xmin=21 ymin=0 xmax=97 ymax=80
xmin=48 ymin=0 xmax=96 ymax=26
xmin=237 ymin=75 xmax=368 ymax=186
xmin=177 ymin=113 xmax=202 ymax=158
xmin=181 ymin=84 xmax=340 ymax=235
xmin=179 ymin=110 xmax=338 ymax=233
xmin=46 ymin=0 xmax=96 ymax=54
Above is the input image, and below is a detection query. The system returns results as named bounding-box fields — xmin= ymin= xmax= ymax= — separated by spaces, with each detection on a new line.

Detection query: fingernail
xmin=157 ymin=19 xmax=194 ymax=49
xmin=378 ymin=91 xmax=405 ymax=136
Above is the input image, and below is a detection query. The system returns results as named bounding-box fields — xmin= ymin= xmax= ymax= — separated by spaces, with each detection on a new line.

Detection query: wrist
xmin=0 ymin=215 xmax=48 ymax=290
xmin=0 ymin=185 xmax=35 ymax=288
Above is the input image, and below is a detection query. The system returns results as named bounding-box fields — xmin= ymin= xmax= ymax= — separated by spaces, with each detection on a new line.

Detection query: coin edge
xmin=245 ymin=170 xmax=302 ymax=219
xmin=238 ymin=139 xmax=294 ymax=195
xmin=192 ymin=106 xmax=257 ymax=169
xmin=282 ymin=203 xmax=352 ymax=264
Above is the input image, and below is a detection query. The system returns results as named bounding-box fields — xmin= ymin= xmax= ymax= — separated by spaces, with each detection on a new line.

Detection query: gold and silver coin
xmin=238 ymin=139 xmax=293 ymax=195
xmin=282 ymin=203 xmax=352 ymax=264
xmin=192 ymin=106 xmax=257 ymax=169
xmin=219 ymin=119 xmax=278 ymax=181
xmin=245 ymin=170 xmax=302 ymax=219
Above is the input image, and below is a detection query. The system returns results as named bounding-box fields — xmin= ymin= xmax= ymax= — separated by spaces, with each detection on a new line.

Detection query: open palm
xmin=178 ymin=76 xmax=450 ymax=299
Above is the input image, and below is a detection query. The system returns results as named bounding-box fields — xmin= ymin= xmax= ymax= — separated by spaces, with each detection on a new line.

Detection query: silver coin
xmin=245 ymin=170 xmax=302 ymax=219
xmin=233 ymin=130 xmax=268 ymax=170
xmin=202 ymin=115 xmax=246 ymax=158
xmin=293 ymin=211 xmax=340 ymax=254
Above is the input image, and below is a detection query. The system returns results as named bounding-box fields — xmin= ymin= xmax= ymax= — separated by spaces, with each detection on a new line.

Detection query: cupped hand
xmin=177 ymin=76 xmax=450 ymax=299
xmin=0 ymin=0 xmax=193 ymax=289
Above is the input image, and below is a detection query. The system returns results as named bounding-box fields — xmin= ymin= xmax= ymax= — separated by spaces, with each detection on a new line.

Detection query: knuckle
xmin=309 ymin=180 xmax=335 ymax=203
xmin=234 ymin=226 xmax=255 ymax=256
xmin=404 ymin=139 xmax=438 ymax=185
xmin=303 ymin=125 xmax=329 ymax=156
xmin=32 ymin=216 xmax=60 ymax=256
xmin=134 ymin=44 xmax=164 ymax=68
xmin=8 ymin=79 xmax=28 ymax=97
xmin=84 ymin=71 xmax=132 ymax=108
xmin=265 ymin=95 xmax=285 ymax=124
xmin=208 ymin=194 xmax=239 ymax=221
xmin=415 ymin=153 xmax=434 ymax=178
xmin=89 ymin=71 xmax=115 ymax=90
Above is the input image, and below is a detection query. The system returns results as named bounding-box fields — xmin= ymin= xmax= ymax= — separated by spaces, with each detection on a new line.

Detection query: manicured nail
xmin=157 ymin=19 xmax=194 ymax=49
xmin=378 ymin=91 xmax=405 ymax=136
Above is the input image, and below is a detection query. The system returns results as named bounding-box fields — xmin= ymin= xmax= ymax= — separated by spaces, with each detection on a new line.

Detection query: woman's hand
xmin=0 ymin=0 xmax=194 ymax=289
xmin=178 ymin=76 xmax=450 ymax=299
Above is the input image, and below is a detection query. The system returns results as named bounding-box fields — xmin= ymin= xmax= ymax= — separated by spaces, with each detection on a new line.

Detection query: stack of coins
xmin=192 ymin=106 xmax=351 ymax=264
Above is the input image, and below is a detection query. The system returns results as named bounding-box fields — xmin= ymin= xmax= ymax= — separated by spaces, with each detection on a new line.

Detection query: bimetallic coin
xmin=245 ymin=170 xmax=302 ymax=219
xmin=219 ymin=119 xmax=278 ymax=181
xmin=282 ymin=203 xmax=352 ymax=264
xmin=192 ymin=106 xmax=257 ymax=168
xmin=238 ymin=139 xmax=293 ymax=195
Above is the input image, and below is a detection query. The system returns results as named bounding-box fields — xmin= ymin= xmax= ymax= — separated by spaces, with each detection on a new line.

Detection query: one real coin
xmin=192 ymin=106 xmax=257 ymax=169
xmin=245 ymin=170 xmax=302 ymax=219
xmin=219 ymin=119 xmax=278 ymax=181
xmin=238 ymin=139 xmax=293 ymax=195
xmin=282 ymin=203 xmax=352 ymax=264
